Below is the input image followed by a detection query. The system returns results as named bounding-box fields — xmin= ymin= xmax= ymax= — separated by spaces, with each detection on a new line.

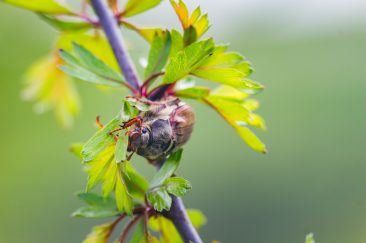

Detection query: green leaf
xmin=175 ymin=86 xmax=210 ymax=99
xmin=125 ymin=97 xmax=150 ymax=112
xmin=59 ymin=43 xmax=125 ymax=87
xmin=306 ymin=233 xmax=315 ymax=243
xmin=147 ymin=188 xmax=172 ymax=212
xmin=183 ymin=26 xmax=197 ymax=46
xmin=4 ymin=0 xmax=72 ymax=14
xmin=72 ymin=207 xmax=119 ymax=218
xmin=115 ymin=133 xmax=128 ymax=163
xmin=77 ymin=192 xmax=116 ymax=206
xmin=83 ymin=222 xmax=114 ymax=243
xmin=123 ymin=0 xmax=163 ymax=17
xmin=57 ymin=32 xmax=119 ymax=71
xmin=115 ymin=165 xmax=133 ymax=215
xmin=190 ymin=45 xmax=262 ymax=92
xmin=73 ymin=193 xmax=119 ymax=218
xmin=145 ymin=31 xmax=172 ymax=78
xmin=72 ymin=43 xmax=123 ymax=81
xmin=164 ymin=177 xmax=192 ymax=196
xmin=59 ymin=64 xmax=122 ymax=87
xmin=38 ymin=14 xmax=91 ymax=31
xmin=82 ymin=117 xmax=121 ymax=162
xmin=163 ymin=39 xmax=215 ymax=84
xmin=124 ymin=163 xmax=149 ymax=201
xmin=150 ymin=149 xmax=183 ymax=188
xmin=120 ymin=100 xmax=139 ymax=121
xmin=169 ymin=29 xmax=184 ymax=58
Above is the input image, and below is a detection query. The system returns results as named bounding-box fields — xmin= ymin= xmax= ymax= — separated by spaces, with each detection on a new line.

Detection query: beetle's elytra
xmin=124 ymin=97 xmax=195 ymax=161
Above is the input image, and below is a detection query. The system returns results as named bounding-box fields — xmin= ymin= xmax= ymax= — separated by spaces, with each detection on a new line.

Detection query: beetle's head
xmin=128 ymin=125 xmax=151 ymax=151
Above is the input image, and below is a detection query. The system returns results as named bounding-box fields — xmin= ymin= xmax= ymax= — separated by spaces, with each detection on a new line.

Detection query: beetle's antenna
xmin=96 ymin=116 xmax=104 ymax=128
xmin=109 ymin=127 xmax=122 ymax=135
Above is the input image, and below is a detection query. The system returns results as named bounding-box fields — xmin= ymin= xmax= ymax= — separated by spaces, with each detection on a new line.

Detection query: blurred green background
xmin=0 ymin=0 xmax=365 ymax=242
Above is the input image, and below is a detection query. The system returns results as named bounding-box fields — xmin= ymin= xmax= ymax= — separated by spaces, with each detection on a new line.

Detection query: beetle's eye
xmin=141 ymin=127 xmax=148 ymax=134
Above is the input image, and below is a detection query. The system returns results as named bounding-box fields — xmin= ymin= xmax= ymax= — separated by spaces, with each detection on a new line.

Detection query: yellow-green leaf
xmin=306 ymin=233 xmax=315 ymax=243
xmin=121 ymin=21 xmax=163 ymax=43
xmin=82 ymin=117 xmax=121 ymax=162
xmin=170 ymin=1 xmax=209 ymax=41
xmin=70 ymin=143 xmax=83 ymax=159
xmin=21 ymin=55 xmax=80 ymax=128
xmin=191 ymin=46 xmax=261 ymax=92
xmin=175 ymin=86 xmax=210 ymax=99
xmin=4 ymin=0 xmax=72 ymax=14
xmin=123 ymin=0 xmax=163 ymax=17
xmin=193 ymin=13 xmax=209 ymax=38
xmin=187 ymin=209 xmax=207 ymax=228
xmin=57 ymin=33 xmax=119 ymax=71
xmin=85 ymin=145 xmax=115 ymax=192
xmin=115 ymin=165 xmax=133 ymax=215
xmin=83 ymin=222 xmax=114 ymax=243
xmin=38 ymin=14 xmax=91 ymax=31
xmin=149 ymin=210 xmax=205 ymax=243
xmin=115 ymin=133 xmax=128 ymax=163
xmin=204 ymin=90 xmax=267 ymax=153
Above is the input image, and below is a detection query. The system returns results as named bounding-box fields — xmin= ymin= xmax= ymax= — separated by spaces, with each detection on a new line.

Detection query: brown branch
xmin=140 ymin=72 xmax=165 ymax=96
xmin=118 ymin=214 xmax=143 ymax=243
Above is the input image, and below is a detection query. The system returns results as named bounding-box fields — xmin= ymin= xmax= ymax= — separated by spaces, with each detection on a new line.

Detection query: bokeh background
xmin=0 ymin=0 xmax=365 ymax=242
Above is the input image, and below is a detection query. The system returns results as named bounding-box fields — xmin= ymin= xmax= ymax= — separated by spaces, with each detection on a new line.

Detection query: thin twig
xmin=106 ymin=213 xmax=127 ymax=239
xmin=99 ymin=74 xmax=139 ymax=95
xmin=119 ymin=214 xmax=143 ymax=243
xmin=143 ymin=208 xmax=150 ymax=240
xmin=140 ymin=72 xmax=165 ymax=96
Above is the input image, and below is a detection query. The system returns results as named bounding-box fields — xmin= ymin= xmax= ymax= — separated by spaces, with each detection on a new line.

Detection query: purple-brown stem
xmin=90 ymin=0 xmax=202 ymax=242
xmin=155 ymin=158 xmax=203 ymax=243
xmin=90 ymin=0 xmax=140 ymax=90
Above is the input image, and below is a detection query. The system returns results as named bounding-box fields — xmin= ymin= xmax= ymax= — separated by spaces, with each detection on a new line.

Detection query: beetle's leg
xmin=109 ymin=127 xmax=122 ymax=135
xmin=96 ymin=116 xmax=104 ymax=128
xmin=127 ymin=151 xmax=135 ymax=161
xmin=122 ymin=116 xmax=143 ymax=129
xmin=125 ymin=96 xmax=161 ymax=105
